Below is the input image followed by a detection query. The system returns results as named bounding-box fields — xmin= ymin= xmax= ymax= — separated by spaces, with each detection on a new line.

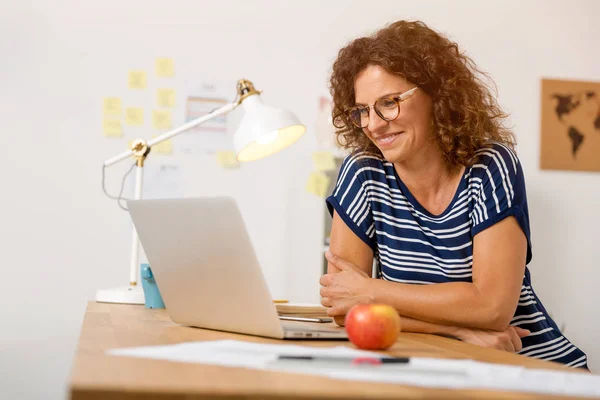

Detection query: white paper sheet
xmin=109 ymin=340 xmax=381 ymax=369
xmin=108 ymin=340 xmax=600 ymax=398
xmin=126 ymin=162 xmax=181 ymax=200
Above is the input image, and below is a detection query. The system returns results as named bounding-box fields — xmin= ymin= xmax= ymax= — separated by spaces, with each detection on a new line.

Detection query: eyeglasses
xmin=343 ymin=87 xmax=418 ymax=129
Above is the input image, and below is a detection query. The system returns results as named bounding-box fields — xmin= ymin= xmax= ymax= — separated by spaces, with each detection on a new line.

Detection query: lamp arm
xmin=103 ymin=101 xmax=239 ymax=167
xmin=100 ymin=99 xmax=238 ymax=294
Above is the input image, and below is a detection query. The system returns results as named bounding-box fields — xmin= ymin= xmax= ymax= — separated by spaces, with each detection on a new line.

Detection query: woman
xmin=321 ymin=20 xmax=588 ymax=368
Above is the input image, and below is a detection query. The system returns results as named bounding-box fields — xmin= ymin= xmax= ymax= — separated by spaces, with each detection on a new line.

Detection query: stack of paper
xmin=108 ymin=340 xmax=600 ymax=397
xmin=275 ymin=302 xmax=328 ymax=316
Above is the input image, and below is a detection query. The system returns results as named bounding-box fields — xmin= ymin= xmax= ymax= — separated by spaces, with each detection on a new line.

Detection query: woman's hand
xmin=320 ymin=252 xmax=374 ymax=318
xmin=455 ymin=325 xmax=530 ymax=352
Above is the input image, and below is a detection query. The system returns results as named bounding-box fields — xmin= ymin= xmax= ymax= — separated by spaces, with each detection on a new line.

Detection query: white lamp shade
xmin=234 ymin=95 xmax=306 ymax=162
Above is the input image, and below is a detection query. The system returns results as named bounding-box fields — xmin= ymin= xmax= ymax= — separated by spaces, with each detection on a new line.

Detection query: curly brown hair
xmin=329 ymin=20 xmax=515 ymax=166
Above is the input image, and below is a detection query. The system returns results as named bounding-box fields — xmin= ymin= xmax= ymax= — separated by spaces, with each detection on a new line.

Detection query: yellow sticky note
xmin=157 ymin=88 xmax=176 ymax=108
xmin=125 ymin=107 xmax=144 ymax=126
xmin=153 ymin=110 xmax=172 ymax=130
xmin=103 ymin=119 xmax=123 ymax=137
xmin=103 ymin=97 xmax=122 ymax=116
xmin=155 ymin=58 xmax=175 ymax=77
xmin=216 ymin=151 xmax=240 ymax=169
xmin=151 ymin=136 xmax=173 ymax=154
xmin=312 ymin=151 xmax=336 ymax=172
xmin=128 ymin=70 xmax=147 ymax=89
xmin=305 ymin=172 xmax=330 ymax=198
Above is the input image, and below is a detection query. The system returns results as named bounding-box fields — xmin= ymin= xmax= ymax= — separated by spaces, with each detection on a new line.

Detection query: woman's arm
xmin=324 ymin=211 xmax=529 ymax=350
xmin=368 ymin=215 xmax=527 ymax=330
xmin=401 ymin=316 xmax=529 ymax=352
xmin=326 ymin=211 xmax=374 ymax=326
xmin=322 ymin=211 xmax=527 ymax=331
xmin=400 ymin=315 xmax=460 ymax=337
xmin=327 ymin=210 xmax=374 ymax=275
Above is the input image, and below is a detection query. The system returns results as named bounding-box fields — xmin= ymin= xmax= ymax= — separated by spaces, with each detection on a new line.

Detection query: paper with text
xmin=305 ymin=172 xmax=330 ymax=198
xmin=312 ymin=151 xmax=336 ymax=172
xmin=155 ymin=58 xmax=175 ymax=77
xmin=216 ymin=151 xmax=239 ymax=169
xmin=153 ymin=110 xmax=172 ymax=130
xmin=103 ymin=119 xmax=123 ymax=137
xmin=128 ymin=70 xmax=147 ymax=89
xmin=108 ymin=340 xmax=600 ymax=397
xmin=103 ymin=97 xmax=122 ymax=116
xmin=157 ymin=88 xmax=176 ymax=108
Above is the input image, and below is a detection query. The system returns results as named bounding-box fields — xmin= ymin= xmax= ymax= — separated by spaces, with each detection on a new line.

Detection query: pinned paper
xmin=153 ymin=110 xmax=172 ymax=130
xmin=157 ymin=88 xmax=176 ymax=108
xmin=216 ymin=151 xmax=240 ymax=169
xmin=155 ymin=58 xmax=175 ymax=77
xmin=125 ymin=107 xmax=144 ymax=126
xmin=151 ymin=136 xmax=173 ymax=154
xmin=128 ymin=70 xmax=147 ymax=89
xmin=103 ymin=97 xmax=122 ymax=116
xmin=305 ymin=172 xmax=330 ymax=198
xmin=312 ymin=151 xmax=336 ymax=172
xmin=103 ymin=119 xmax=123 ymax=137
xmin=315 ymin=96 xmax=336 ymax=147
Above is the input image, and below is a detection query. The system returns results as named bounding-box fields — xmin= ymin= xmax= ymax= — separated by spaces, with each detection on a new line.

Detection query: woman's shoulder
xmin=336 ymin=150 xmax=390 ymax=186
xmin=473 ymin=142 xmax=520 ymax=169
xmin=469 ymin=142 xmax=521 ymax=178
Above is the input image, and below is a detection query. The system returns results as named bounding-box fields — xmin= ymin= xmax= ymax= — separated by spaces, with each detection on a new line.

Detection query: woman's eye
xmin=378 ymin=99 xmax=396 ymax=108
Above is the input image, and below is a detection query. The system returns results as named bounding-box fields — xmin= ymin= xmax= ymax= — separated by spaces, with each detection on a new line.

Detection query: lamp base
xmin=95 ymin=285 xmax=145 ymax=305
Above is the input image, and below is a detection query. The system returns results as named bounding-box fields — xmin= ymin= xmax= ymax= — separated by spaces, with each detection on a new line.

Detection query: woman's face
xmin=354 ymin=65 xmax=434 ymax=164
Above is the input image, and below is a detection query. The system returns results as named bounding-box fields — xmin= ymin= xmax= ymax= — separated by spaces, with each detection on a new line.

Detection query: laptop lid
xmin=128 ymin=197 xmax=286 ymax=339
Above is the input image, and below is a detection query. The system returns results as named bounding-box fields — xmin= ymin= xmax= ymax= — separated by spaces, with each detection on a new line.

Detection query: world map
xmin=551 ymin=91 xmax=600 ymax=158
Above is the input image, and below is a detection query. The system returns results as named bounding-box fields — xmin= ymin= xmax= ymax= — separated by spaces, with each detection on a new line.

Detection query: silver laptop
xmin=127 ymin=196 xmax=347 ymax=340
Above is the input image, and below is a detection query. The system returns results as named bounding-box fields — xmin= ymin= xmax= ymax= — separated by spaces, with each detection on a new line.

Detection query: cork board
xmin=540 ymin=78 xmax=600 ymax=172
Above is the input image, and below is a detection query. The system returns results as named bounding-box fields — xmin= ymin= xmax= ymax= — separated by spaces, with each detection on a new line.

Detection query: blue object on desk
xmin=141 ymin=263 xmax=165 ymax=309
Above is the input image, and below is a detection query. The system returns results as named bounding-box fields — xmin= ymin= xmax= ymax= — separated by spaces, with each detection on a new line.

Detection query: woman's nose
xmin=367 ymin=107 xmax=388 ymax=133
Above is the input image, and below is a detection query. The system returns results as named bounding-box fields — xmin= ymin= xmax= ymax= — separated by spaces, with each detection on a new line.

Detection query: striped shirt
xmin=326 ymin=143 xmax=588 ymax=368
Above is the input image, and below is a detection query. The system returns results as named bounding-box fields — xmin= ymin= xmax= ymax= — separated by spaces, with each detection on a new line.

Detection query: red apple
xmin=345 ymin=304 xmax=401 ymax=350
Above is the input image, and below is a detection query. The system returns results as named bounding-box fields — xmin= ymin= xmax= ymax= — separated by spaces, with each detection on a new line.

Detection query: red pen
xmin=277 ymin=355 xmax=409 ymax=365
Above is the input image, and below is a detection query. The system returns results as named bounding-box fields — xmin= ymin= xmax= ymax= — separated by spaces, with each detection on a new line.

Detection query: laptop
xmin=127 ymin=196 xmax=347 ymax=340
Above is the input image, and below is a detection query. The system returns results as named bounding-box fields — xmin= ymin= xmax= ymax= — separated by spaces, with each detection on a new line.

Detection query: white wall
xmin=0 ymin=1 xmax=598 ymax=398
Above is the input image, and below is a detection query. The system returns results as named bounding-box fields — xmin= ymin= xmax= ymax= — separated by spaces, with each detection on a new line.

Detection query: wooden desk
xmin=69 ymin=302 xmax=579 ymax=399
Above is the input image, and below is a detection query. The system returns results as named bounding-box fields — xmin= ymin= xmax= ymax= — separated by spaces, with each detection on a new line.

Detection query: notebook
xmin=275 ymin=303 xmax=328 ymax=316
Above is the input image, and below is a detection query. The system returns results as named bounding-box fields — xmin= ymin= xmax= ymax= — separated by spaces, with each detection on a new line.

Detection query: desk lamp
xmin=97 ymin=79 xmax=306 ymax=304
